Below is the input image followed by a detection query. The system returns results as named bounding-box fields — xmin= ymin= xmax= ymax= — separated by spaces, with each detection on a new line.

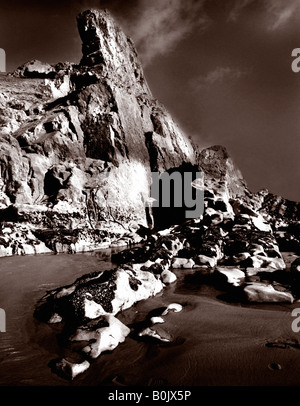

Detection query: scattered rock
xmin=138 ymin=327 xmax=171 ymax=342
xmin=161 ymin=269 xmax=177 ymax=284
xmin=161 ymin=303 xmax=183 ymax=315
xmin=150 ymin=316 xmax=165 ymax=325
xmin=214 ymin=266 xmax=245 ymax=287
xmin=243 ymin=282 xmax=294 ymax=303
xmin=25 ymin=7 xmax=300 ymax=382
xmin=53 ymin=358 xmax=90 ymax=380
xmin=172 ymin=257 xmax=195 ymax=269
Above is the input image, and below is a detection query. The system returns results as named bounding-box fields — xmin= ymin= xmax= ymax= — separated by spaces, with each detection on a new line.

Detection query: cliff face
xmin=0 ymin=9 xmax=247 ymax=256
xmin=13 ymin=9 xmax=300 ymax=382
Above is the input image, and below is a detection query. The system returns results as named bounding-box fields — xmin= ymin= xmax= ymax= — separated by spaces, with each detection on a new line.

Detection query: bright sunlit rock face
xmin=2 ymin=7 xmax=300 ymax=384
xmin=77 ymin=9 xmax=151 ymax=95
xmin=0 ymin=9 xmax=209 ymax=256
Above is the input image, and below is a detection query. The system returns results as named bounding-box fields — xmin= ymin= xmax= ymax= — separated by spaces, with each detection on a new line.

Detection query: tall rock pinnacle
xmin=0 ymin=9 xmax=249 ymax=256
xmin=77 ymin=9 xmax=151 ymax=95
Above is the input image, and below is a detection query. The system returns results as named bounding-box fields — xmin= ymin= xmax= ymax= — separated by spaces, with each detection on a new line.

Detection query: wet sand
xmin=82 ymin=267 xmax=300 ymax=387
xmin=1 ymin=251 xmax=300 ymax=387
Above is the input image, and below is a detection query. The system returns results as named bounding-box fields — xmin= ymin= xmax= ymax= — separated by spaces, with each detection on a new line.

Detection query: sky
xmin=1 ymin=0 xmax=300 ymax=201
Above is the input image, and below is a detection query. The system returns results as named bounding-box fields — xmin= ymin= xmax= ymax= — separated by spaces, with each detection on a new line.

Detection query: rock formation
xmin=1 ymin=9 xmax=300 ymax=380
xmin=0 ymin=9 xmax=249 ymax=256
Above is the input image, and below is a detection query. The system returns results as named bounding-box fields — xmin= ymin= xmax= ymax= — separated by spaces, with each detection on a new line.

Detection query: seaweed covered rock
xmin=35 ymin=266 xmax=164 ymax=324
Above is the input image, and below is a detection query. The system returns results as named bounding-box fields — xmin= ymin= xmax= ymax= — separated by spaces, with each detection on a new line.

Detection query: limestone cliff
xmin=0 ymin=9 xmax=247 ymax=256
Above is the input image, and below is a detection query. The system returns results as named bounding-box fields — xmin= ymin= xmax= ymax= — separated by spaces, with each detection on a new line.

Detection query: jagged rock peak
xmin=198 ymin=145 xmax=247 ymax=197
xmin=77 ymin=9 xmax=151 ymax=95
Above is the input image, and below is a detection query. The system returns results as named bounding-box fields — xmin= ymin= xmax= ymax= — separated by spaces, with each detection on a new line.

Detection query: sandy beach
xmin=91 ymin=265 xmax=300 ymax=387
xmin=1 ymin=251 xmax=300 ymax=387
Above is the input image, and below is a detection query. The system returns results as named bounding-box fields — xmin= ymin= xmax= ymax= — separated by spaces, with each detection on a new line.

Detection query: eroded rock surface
xmin=1 ymin=9 xmax=299 ymax=258
xmin=0 ymin=9 xmax=205 ymax=255
xmin=2 ymin=8 xmax=299 ymax=381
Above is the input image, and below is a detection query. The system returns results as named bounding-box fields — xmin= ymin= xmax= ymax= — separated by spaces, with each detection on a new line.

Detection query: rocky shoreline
xmin=1 ymin=9 xmax=299 ymax=260
xmin=33 ymin=180 xmax=300 ymax=380
xmin=1 ymin=8 xmax=300 ymax=382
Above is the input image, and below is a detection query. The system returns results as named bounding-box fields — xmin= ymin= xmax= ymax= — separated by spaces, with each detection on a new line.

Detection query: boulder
xmin=243 ymin=282 xmax=294 ymax=303
xmin=197 ymin=254 xmax=217 ymax=268
xmin=71 ymin=315 xmax=130 ymax=359
xmin=214 ymin=267 xmax=245 ymax=287
xmin=161 ymin=269 xmax=177 ymax=284
xmin=246 ymin=267 xmax=277 ymax=276
xmin=150 ymin=316 xmax=165 ymax=325
xmin=13 ymin=59 xmax=55 ymax=78
xmin=161 ymin=303 xmax=183 ymax=315
xmin=171 ymin=257 xmax=195 ymax=269
xmin=138 ymin=326 xmax=171 ymax=342
xmin=53 ymin=358 xmax=90 ymax=380
xmin=35 ymin=266 xmax=164 ymax=324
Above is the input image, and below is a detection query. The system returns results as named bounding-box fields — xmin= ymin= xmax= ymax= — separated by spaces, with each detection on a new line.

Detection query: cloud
xmin=116 ymin=0 xmax=300 ymax=67
xmin=228 ymin=0 xmax=300 ymax=30
xmin=264 ymin=0 xmax=300 ymax=31
xmin=122 ymin=0 xmax=211 ymax=65
xmin=227 ymin=0 xmax=255 ymax=22
xmin=191 ymin=66 xmax=249 ymax=90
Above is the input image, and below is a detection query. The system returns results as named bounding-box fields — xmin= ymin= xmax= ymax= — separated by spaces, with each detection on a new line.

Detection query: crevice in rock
xmin=43 ymin=167 xmax=72 ymax=202
xmin=144 ymin=131 xmax=159 ymax=172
